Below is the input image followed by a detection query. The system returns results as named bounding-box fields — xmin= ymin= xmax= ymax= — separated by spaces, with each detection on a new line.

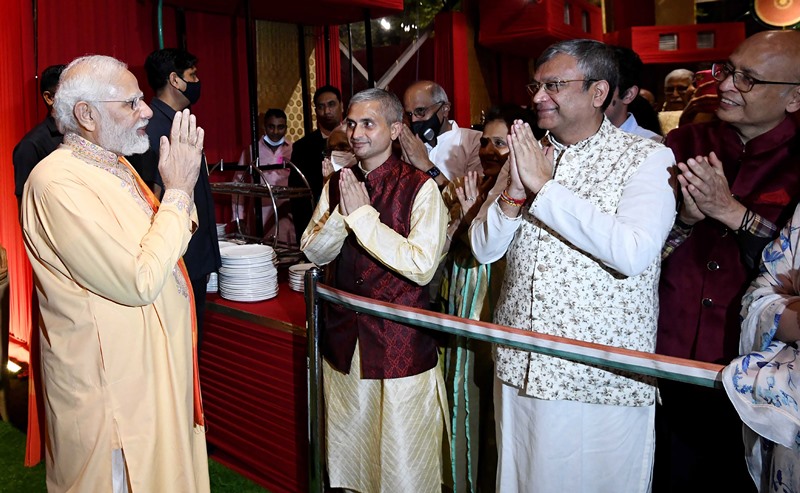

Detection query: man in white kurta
xmin=22 ymin=55 xmax=209 ymax=493
xmin=470 ymin=40 xmax=676 ymax=492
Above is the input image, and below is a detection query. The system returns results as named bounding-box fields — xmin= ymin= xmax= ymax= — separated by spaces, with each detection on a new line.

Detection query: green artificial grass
xmin=0 ymin=419 xmax=269 ymax=493
xmin=0 ymin=418 xmax=46 ymax=492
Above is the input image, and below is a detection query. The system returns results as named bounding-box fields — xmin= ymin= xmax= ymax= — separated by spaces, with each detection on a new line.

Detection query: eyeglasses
xmin=93 ymin=96 xmax=143 ymax=111
xmin=526 ymin=79 xmax=598 ymax=96
xmin=711 ymin=62 xmax=800 ymax=93
xmin=406 ymin=101 xmax=445 ymax=119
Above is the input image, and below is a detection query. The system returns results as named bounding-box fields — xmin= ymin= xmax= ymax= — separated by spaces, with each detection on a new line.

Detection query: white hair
xmin=53 ymin=55 xmax=129 ymax=134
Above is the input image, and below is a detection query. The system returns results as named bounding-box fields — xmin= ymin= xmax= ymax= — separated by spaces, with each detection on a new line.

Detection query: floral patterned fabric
xmin=723 ymin=203 xmax=800 ymax=491
xmin=493 ymin=119 xmax=666 ymax=407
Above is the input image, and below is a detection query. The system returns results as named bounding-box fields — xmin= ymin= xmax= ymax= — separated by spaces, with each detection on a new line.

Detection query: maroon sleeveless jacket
xmin=323 ymin=156 xmax=439 ymax=379
xmin=658 ymin=117 xmax=800 ymax=363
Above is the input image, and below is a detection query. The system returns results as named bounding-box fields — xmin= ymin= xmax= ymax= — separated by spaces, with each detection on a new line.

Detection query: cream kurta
xmin=22 ymin=134 xmax=210 ymax=493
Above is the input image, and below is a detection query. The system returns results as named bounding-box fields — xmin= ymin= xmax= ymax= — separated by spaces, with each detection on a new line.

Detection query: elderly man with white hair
xmin=22 ymin=54 xmax=209 ymax=493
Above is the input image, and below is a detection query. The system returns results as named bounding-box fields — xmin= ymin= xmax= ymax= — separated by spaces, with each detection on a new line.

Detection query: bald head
xmin=734 ymin=30 xmax=800 ymax=82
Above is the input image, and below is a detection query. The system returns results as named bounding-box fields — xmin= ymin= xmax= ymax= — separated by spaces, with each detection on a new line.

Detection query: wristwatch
xmin=426 ymin=165 xmax=442 ymax=179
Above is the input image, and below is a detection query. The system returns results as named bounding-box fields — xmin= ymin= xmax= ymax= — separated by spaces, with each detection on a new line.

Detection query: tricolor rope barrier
xmin=303 ymin=269 xmax=725 ymax=492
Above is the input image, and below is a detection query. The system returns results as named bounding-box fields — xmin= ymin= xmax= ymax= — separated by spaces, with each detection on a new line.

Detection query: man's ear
xmin=786 ymin=85 xmax=800 ymax=114
xmin=74 ymin=101 xmax=97 ymax=132
xmin=592 ymin=80 xmax=610 ymax=109
xmin=439 ymin=102 xmax=451 ymax=119
xmin=168 ymin=71 xmax=183 ymax=90
xmin=390 ymin=121 xmax=402 ymax=140
xmin=42 ymin=91 xmax=55 ymax=107
xmin=621 ymin=85 xmax=639 ymax=105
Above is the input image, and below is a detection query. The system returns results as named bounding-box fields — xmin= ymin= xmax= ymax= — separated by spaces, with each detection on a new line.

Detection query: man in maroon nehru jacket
xmin=655 ymin=30 xmax=800 ymax=493
xmin=301 ymin=88 xmax=448 ymax=493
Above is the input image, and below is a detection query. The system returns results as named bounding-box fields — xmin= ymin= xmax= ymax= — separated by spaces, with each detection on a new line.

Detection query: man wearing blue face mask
xmin=129 ymin=48 xmax=220 ymax=348
xmin=400 ymin=80 xmax=482 ymax=187
xmin=234 ymin=108 xmax=295 ymax=246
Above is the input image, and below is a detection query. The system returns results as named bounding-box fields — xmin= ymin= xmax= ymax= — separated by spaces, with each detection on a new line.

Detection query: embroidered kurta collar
xmin=544 ymin=116 xmax=612 ymax=153
xmin=64 ymin=133 xmax=121 ymax=168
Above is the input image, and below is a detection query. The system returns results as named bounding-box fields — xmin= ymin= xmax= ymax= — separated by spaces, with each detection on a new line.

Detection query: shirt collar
xmin=63 ymin=133 xmax=120 ymax=168
xmin=546 ymin=116 xmax=612 ymax=153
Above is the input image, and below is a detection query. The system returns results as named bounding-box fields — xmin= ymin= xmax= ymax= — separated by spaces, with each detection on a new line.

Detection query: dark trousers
xmin=191 ymin=276 xmax=208 ymax=353
xmin=653 ymin=378 xmax=756 ymax=493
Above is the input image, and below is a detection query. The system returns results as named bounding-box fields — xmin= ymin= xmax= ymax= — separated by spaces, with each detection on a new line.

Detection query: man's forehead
xmin=112 ymin=70 xmax=142 ymax=97
xmin=729 ymin=44 xmax=785 ymax=79
xmin=404 ymin=86 xmax=434 ymax=107
xmin=347 ymin=101 xmax=384 ymax=121
xmin=535 ymin=54 xmax=580 ymax=79
xmin=316 ymin=92 xmax=339 ymax=104
xmin=666 ymin=74 xmax=692 ymax=85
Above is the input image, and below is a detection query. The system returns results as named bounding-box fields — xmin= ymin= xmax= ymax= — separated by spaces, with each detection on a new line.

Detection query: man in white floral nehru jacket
xmin=470 ymin=39 xmax=676 ymax=492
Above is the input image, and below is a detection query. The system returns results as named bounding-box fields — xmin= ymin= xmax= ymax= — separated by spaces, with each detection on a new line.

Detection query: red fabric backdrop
xmin=0 ymin=0 xmax=36 ymax=355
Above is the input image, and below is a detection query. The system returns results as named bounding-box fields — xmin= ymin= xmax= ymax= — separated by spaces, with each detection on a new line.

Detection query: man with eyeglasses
xmin=128 ymin=48 xmax=220 ymax=351
xmin=400 ymin=80 xmax=482 ymax=187
xmin=655 ymin=30 xmax=800 ymax=493
xmin=658 ymin=68 xmax=696 ymax=134
xmin=470 ymin=39 xmax=676 ymax=492
xmin=290 ymin=84 xmax=344 ymax=243
xmin=21 ymin=55 xmax=210 ymax=492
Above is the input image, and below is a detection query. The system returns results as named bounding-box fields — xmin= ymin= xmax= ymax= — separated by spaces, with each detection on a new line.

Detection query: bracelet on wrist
xmin=674 ymin=217 xmax=694 ymax=231
xmin=738 ymin=208 xmax=755 ymax=234
xmin=499 ymin=189 xmax=526 ymax=208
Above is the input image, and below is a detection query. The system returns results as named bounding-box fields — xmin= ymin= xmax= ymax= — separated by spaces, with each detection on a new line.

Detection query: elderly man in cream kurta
xmin=22 ymin=55 xmax=209 ymax=492
xmin=470 ymin=40 xmax=676 ymax=492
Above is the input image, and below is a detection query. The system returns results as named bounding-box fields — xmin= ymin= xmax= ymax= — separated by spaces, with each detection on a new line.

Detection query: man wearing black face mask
xmin=400 ymin=80 xmax=481 ymax=187
xmin=129 ymin=48 xmax=220 ymax=348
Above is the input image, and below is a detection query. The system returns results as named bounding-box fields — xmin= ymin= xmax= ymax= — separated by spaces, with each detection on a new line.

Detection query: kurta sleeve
xmin=530 ymin=146 xmax=676 ymax=277
xmin=343 ymin=179 xmax=448 ymax=285
xmin=740 ymin=205 xmax=800 ymax=353
xmin=24 ymin=177 xmax=195 ymax=307
xmin=300 ymin=179 xmax=349 ymax=265
xmin=469 ymin=164 xmax=523 ymax=264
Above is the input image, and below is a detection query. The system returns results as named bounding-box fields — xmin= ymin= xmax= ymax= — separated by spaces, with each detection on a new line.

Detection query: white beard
xmin=96 ymin=110 xmax=150 ymax=156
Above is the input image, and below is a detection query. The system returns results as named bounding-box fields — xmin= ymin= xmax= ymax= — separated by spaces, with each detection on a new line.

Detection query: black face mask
xmin=179 ymin=78 xmax=201 ymax=105
xmin=410 ymin=112 xmax=442 ymax=146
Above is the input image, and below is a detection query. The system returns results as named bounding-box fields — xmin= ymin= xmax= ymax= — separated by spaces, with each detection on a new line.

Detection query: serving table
xmin=200 ymin=281 xmax=308 ymax=493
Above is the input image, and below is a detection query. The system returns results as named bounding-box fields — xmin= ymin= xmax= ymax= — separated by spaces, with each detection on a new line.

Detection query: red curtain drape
xmin=315 ymin=25 xmax=342 ymax=91
xmin=1 ymin=0 xmax=36 ymax=356
xmin=435 ymin=12 xmax=471 ymax=128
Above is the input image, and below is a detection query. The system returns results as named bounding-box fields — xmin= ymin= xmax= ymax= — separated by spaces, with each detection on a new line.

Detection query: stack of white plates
xmin=207 ymin=272 xmax=218 ymax=293
xmin=216 ymin=223 xmax=227 ymax=237
xmin=288 ymin=263 xmax=316 ymax=292
xmin=218 ymin=240 xmax=239 ymax=250
xmin=218 ymin=244 xmax=279 ymax=302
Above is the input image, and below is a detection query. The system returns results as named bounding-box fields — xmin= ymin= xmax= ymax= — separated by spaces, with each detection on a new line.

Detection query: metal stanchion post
xmin=305 ymin=267 xmax=324 ymax=493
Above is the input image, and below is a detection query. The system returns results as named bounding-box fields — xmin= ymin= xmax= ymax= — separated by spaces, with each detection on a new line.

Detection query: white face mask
xmin=330 ymin=150 xmax=357 ymax=171
xmin=264 ymin=134 xmax=285 ymax=146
